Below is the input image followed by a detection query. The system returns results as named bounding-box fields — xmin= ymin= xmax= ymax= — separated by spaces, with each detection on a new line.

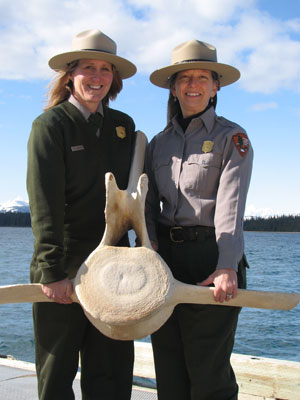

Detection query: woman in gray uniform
xmin=145 ymin=40 xmax=253 ymax=400
xmin=27 ymin=29 xmax=138 ymax=400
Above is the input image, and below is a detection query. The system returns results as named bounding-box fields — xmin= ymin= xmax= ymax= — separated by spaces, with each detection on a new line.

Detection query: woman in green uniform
xmin=145 ymin=39 xmax=253 ymax=399
xmin=27 ymin=29 xmax=138 ymax=400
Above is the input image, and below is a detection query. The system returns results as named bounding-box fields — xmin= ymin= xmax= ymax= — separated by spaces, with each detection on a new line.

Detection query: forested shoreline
xmin=243 ymin=215 xmax=300 ymax=232
xmin=0 ymin=212 xmax=31 ymax=227
xmin=1 ymin=212 xmax=300 ymax=232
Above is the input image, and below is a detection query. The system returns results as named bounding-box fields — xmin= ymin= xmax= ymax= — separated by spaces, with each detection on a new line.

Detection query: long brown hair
xmin=167 ymin=70 xmax=220 ymax=123
xmin=44 ymin=61 xmax=123 ymax=111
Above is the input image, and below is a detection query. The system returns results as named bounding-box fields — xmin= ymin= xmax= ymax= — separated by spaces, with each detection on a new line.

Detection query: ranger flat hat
xmin=48 ymin=29 xmax=136 ymax=79
xmin=150 ymin=39 xmax=240 ymax=88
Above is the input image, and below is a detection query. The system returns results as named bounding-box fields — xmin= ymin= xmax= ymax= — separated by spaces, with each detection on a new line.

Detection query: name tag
xmin=71 ymin=145 xmax=85 ymax=152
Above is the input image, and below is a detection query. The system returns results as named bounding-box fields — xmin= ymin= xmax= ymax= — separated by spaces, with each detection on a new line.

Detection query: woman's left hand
xmin=197 ymin=268 xmax=237 ymax=303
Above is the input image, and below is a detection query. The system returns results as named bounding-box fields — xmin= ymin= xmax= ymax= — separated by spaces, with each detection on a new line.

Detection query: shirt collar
xmin=199 ymin=106 xmax=216 ymax=134
xmin=171 ymin=105 xmax=216 ymax=135
xmin=68 ymin=95 xmax=104 ymax=121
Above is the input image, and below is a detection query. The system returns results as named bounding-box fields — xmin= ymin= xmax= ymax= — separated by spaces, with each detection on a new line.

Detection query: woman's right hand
xmin=41 ymin=278 xmax=74 ymax=304
xmin=197 ymin=268 xmax=237 ymax=303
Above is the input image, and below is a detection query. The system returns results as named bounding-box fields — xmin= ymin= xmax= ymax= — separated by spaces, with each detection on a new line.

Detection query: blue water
xmin=0 ymin=227 xmax=299 ymax=363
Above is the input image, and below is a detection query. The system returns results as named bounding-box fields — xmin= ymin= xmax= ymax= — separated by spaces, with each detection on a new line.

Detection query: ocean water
xmin=0 ymin=227 xmax=299 ymax=364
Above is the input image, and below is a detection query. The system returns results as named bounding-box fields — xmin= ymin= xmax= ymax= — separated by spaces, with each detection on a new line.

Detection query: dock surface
xmin=1 ymin=341 xmax=300 ymax=400
xmin=0 ymin=357 xmax=157 ymax=400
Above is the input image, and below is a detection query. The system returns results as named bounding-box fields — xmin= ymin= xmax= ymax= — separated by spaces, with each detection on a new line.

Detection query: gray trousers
xmin=151 ymin=229 xmax=247 ymax=400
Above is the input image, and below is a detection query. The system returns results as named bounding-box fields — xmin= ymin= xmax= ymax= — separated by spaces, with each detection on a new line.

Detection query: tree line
xmin=0 ymin=212 xmax=31 ymax=227
xmin=243 ymin=215 xmax=300 ymax=232
xmin=1 ymin=212 xmax=299 ymax=232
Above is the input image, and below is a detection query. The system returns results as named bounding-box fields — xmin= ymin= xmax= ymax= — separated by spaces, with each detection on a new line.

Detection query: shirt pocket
xmin=153 ymin=154 xmax=173 ymax=198
xmin=185 ymin=153 xmax=222 ymax=196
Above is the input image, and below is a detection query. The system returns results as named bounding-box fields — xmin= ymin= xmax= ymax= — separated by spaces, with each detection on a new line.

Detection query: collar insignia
xmin=116 ymin=126 xmax=126 ymax=139
xmin=202 ymin=140 xmax=214 ymax=153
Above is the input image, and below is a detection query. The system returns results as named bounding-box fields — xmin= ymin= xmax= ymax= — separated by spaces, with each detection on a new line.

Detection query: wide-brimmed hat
xmin=150 ymin=39 xmax=240 ymax=88
xmin=48 ymin=29 xmax=136 ymax=79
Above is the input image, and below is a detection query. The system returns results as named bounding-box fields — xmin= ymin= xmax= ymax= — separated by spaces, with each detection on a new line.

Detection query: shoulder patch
xmin=232 ymin=133 xmax=250 ymax=157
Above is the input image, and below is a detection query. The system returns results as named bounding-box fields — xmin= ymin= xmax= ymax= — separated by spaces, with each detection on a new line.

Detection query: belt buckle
xmin=170 ymin=227 xmax=184 ymax=243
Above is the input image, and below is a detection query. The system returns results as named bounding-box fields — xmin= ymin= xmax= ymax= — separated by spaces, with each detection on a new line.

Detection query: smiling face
xmin=70 ymin=59 xmax=114 ymax=112
xmin=171 ymin=69 xmax=218 ymax=118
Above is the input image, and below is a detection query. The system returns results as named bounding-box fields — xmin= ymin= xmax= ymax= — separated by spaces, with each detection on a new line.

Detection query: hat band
xmin=66 ymin=48 xmax=117 ymax=66
xmin=174 ymin=58 xmax=216 ymax=65
xmin=169 ymin=59 xmax=220 ymax=84
xmin=83 ymin=48 xmax=115 ymax=55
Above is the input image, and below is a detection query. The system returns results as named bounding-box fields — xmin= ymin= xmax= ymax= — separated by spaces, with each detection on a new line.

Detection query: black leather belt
xmin=157 ymin=224 xmax=215 ymax=243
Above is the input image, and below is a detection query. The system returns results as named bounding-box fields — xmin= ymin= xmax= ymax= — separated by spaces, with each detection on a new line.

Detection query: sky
xmin=0 ymin=0 xmax=299 ymax=217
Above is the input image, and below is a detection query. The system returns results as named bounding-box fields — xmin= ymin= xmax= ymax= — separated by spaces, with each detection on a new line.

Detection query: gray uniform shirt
xmin=145 ymin=106 xmax=253 ymax=271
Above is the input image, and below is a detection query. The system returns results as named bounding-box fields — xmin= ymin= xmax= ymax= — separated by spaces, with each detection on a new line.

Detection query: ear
xmin=211 ymin=80 xmax=218 ymax=97
xmin=213 ymin=81 xmax=219 ymax=96
xmin=171 ymin=86 xmax=176 ymax=98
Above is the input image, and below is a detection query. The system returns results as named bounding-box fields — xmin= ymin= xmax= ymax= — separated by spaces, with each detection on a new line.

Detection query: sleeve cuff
xmin=216 ymin=251 xmax=238 ymax=272
xmin=39 ymin=264 xmax=67 ymax=284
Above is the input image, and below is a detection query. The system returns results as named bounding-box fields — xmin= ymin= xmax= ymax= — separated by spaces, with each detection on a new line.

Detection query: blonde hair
xmin=44 ymin=61 xmax=123 ymax=111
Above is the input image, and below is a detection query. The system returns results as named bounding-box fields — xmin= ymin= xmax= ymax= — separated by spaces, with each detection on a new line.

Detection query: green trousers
xmin=33 ymin=302 xmax=134 ymax=400
xmin=151 ymin=230 xmax=247 ymax=400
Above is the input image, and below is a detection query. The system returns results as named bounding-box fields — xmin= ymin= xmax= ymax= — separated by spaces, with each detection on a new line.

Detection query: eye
xmin=178 ymin=74 xmax=189 ymax=81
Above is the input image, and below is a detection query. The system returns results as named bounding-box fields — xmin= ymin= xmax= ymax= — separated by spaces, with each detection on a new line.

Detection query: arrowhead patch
xmin=233 ymin=133 xmax=249 ymax=157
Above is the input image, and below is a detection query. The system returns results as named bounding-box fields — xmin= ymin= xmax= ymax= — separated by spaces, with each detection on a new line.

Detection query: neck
xmin=178 ymin=103 xmax=212 ymax=132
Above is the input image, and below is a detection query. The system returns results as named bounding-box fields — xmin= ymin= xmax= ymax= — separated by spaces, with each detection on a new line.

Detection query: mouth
xmin=186 ymin=92 xmax=201 ymax=97
xmin=88 ymin=85 xmax=104 ymax=90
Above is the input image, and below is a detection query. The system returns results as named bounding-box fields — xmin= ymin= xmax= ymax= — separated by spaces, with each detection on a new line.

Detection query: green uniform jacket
xmin=27 ymin=101 xmax=136 ymax=284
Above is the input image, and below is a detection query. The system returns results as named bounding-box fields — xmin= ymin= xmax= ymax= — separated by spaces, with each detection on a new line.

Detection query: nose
xmin=91 ymin=70 xmax=102 ymax=80
xmin=188 ymin=76 xmax=198 ymax=86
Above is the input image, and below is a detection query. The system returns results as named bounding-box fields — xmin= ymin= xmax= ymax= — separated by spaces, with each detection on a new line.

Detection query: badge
xmin=233 ymin=133 xmax=249 ymax=157
xmin=202 ymin=140 xmax=214 ymax=153
xmin=116 ymin=126 xmax=126 ymax=139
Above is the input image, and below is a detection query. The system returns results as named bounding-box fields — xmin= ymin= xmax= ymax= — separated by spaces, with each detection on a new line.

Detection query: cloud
xmin=245 ymin=205 xmax=299 ymax=217
xmin=0 ymin=0 xmax=299 ymax=94
xmin=250 ymin=101 xmax=278 ymax=111
xmin=245 ymin=204 xmax=278 ymax=218
xmin=227 ymin=12 xmax=300 ymax=93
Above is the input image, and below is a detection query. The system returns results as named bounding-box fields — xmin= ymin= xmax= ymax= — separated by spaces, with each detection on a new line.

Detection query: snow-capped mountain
xmin=0 ymin=199 xmax=30 ymax=213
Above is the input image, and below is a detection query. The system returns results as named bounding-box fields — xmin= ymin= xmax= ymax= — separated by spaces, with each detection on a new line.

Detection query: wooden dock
xmin=1 ymin=341 xmax=299 ymax=399
xmin=134 ymin=342 xmax=300 ymax=400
